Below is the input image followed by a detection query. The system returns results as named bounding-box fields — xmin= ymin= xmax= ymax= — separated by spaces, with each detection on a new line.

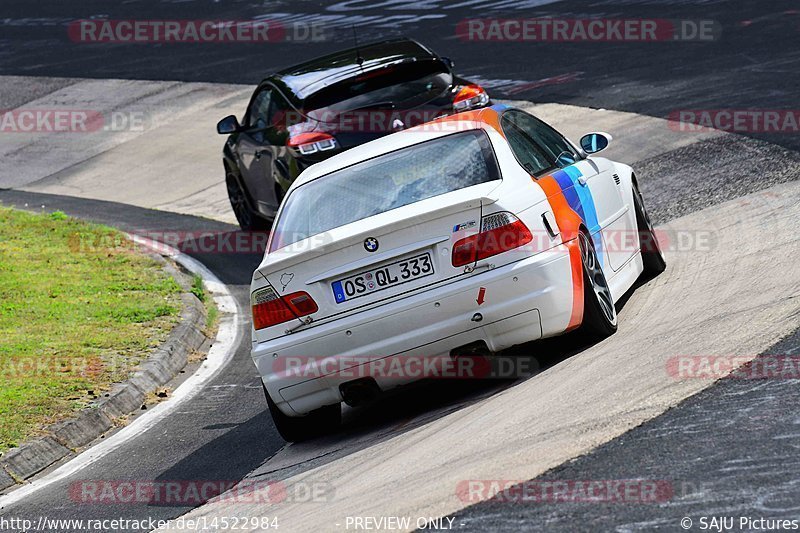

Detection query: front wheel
xmin=264 ymin=385 xmax=340 ymax=442
xmin=578 ymin=231 xmax=618 ymax=338
xmin=633 ymin=181 xmax=666 ymax=278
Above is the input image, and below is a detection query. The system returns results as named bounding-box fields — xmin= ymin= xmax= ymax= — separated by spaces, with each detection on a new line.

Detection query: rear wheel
xmin=263 ymin=385 xmax=340 ymax=442
xmin=226 ymin=174 xmax=269 ymax=231
xmin=578 ymin=231 xmax=617 ymax=338
xmin=633 ymin=181 xmax=666 ymax=278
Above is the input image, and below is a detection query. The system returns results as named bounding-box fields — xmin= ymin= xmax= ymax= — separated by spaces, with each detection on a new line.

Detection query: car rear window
xmin=269 ymin=129 xmax=500 ymax=252
xmin=303 ymin=59 xmax=452 ymax=115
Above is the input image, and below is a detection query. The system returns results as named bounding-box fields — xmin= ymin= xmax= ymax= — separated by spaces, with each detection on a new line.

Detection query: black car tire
xmin=578 ymin=231 xmax=618 ymax=338
xmin=633 ymin=181 xmax=667 ymax=279
xmin=264 ymin=385 xmax=341 ymax=442
xmin=226 ymin=174 xmax=269 ymax=231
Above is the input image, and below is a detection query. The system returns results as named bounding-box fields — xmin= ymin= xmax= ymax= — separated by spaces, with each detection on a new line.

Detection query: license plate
xmin=332 ymin=253 xmax=434 ymax=304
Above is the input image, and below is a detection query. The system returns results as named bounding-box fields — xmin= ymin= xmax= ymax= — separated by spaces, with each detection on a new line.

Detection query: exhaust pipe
xmin=450 ymin=340 xmax=491 ymax=359
xmin=339 ymin=378 xmax=381 ymax=407
xmin=449 ymin=341 xmax=493 ymax=379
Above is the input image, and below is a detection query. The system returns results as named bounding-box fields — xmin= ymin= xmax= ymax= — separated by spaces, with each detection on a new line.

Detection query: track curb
xmin=0 ymin=250 xmax=211 ymax=490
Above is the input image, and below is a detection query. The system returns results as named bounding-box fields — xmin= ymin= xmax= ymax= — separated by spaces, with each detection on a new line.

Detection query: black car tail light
xmin=287 ymin=132 xmax=338 ymax=155
xmin=453 ymin=84 xmax=490 ymax=112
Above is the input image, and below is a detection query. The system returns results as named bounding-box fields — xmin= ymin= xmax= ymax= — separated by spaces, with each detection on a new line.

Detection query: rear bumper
xmin=252 ymin=245 xmax=575 ymax=416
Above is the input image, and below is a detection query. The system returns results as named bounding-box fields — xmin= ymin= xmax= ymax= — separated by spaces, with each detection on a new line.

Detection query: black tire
xmin=263 ymin=385 xmax=340 ymax=442
xmin=578 ymin=231 xmax=618 ymax=338
xmin=632 ymin=181 xmax=667 ymax=278
xmin=226 ymin=174 xmax=269 ymax=231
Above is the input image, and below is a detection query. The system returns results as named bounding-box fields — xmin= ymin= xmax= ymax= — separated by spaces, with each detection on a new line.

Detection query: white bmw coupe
xmin=250 ymin=105 xmax=665 ymax=441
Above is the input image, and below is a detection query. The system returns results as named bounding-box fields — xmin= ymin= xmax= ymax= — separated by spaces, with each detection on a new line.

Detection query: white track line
xmin=0 ymin=235 xmax=243 ymax=508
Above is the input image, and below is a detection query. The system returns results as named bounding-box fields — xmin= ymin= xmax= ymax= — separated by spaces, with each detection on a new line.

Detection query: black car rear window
xmin=303 ymin=59 xmax=451 ymax=115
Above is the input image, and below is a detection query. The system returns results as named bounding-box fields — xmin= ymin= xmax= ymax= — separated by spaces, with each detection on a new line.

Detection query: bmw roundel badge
xmin=364 ymin=237 xmax=379 ymax=252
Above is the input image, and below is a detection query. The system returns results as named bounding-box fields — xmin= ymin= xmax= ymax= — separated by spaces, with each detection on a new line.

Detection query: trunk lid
xmin=258 ymin=183 xmax=500 ymax=325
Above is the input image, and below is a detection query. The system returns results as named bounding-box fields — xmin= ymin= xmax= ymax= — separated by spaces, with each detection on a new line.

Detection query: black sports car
xmin=216 ymin=38 xmax=491 ymax=230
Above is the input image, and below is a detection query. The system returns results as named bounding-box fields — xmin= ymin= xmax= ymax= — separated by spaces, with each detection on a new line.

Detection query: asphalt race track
xmin=1 ymin=1 xmax=799 ymax=532
xmin=2 ymin=0 xmax=799 ymax=152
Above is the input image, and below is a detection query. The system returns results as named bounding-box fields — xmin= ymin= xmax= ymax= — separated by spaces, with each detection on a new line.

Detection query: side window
xmin=269 ymin=93 xmax=297 ymax=130
xmin=503 ymin=110 xmax=580 ymax=168
xmin=246 ymin=88 xmax=273 ymax=129
xmin=246 ymin=87 xmax=298 ymax=131
xmin=501 ymin=114 xmax=555 ymax=176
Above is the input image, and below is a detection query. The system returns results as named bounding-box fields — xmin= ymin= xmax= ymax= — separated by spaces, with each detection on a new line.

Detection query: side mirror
xmin=217 ymin=115 xmax=241 ymax=135
xmin=579 ymin=132 xmax=613 ymax=154
xmin=441 ymin=56 xmax=455 ymax=70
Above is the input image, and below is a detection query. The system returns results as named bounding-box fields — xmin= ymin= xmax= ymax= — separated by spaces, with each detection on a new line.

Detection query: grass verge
xmin=0 ymin=208 xmax=183 ymax=453
xmin=191 ymin=273 xmax=219 ymax=334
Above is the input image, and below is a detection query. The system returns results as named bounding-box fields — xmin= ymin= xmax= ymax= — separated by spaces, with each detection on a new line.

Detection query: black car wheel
xmin=226 ymin=174 xmax=268 ymax=231
xmin=633 ymin=181 xmax=667 ymax=278
xmin=264 ymin=385 xmax=340 ymax=442
xmin=578 ymin=231 xmax=618 ymax=338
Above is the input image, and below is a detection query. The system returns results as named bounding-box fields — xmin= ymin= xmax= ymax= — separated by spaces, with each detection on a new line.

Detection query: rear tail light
xmin=453 ymin=84 xmax=490 ymax=112
xmin=286 ymin=292 xmax=317 ymax=315
xmin=452 ymin=212 xmax=533 ymax=267
xmin=287 ymin=132 xmax=337 ymax=155
xmin=251 ymin=286 xmax=318 ymax=330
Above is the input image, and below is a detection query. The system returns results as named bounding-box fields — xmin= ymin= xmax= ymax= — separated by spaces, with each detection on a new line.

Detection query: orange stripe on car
xmin=538 ymin=174 xmax=585 ymax=330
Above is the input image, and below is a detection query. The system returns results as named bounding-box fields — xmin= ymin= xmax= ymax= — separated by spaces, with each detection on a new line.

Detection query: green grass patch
xmin=0 ymin=207 xmax=182 ymax=452
xmin=190 ymin=274 xmax=219 ymax=334
xmin=205 ymin=301 xmax=219 ymax=332
xmin=190 ymin=274 xmax=205 ymax=302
